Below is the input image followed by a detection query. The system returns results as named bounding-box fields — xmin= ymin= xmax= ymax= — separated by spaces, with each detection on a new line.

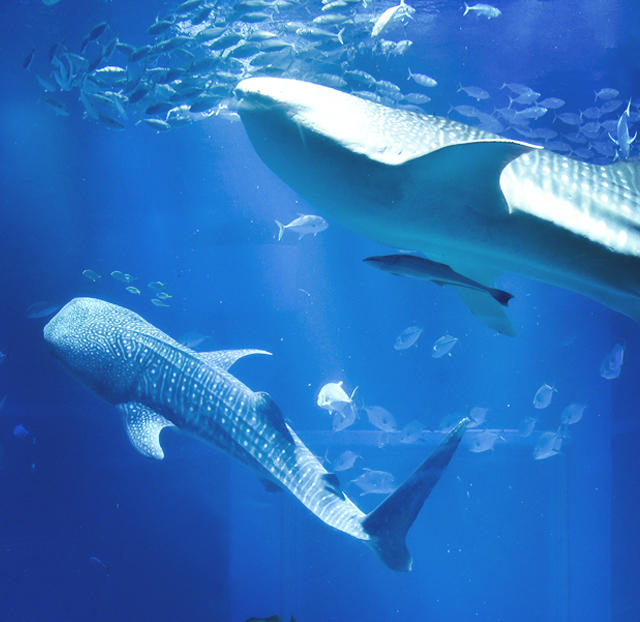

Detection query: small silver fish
xmin=560 ymin=403 xmax=587 ymax=425
xmin=594 ymin=88 xmax=620 ymax=101
xmin=533 ymin=383 xmax=556 ymax=409
xmin=600 ymin=343 xmax=624 ymax=379
xmin=275 ymin=214 xmax=328 ymax=240
xmin=399 ymin=420 xmax=424 ymax=444
xmin=393 ymin=325 xmax=423 ymax=351
xmin=457 ymin=84 xmax=489 ymax=101
xmin=365 ymin=405 xmax=397 ymax=432
xmin=407 ymin=68 xmax=437 ymax=88
xmin=432 ymin=334 xmax=458 ymax=359
xmin=463 ymin=2 xmax=502 ymax=18
xmin=332 ymin=450 xmax=361 ymax=472
xmin=468 ymin=429 xmax=499 ymax=453
xmin=82 ymin=269 xmax=101 ymax=282
xmin=351 ymin=469 xmax=396 ymax=495
xmin=533 ymin=431 xmax=562 ymax=460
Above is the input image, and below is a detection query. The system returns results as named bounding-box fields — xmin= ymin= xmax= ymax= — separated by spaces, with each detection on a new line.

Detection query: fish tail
xmin=407 ymin=67 xmax=413 ymax=80
xmin=463 ymin=2 xmax=470 ymax=16
xmin=488 ymin=287 xmax=514 ymax=307
xmin=337 ymin=28 xmax=344 ymax=45
xmin=362 ymin=417 xmax=469 ymax=571
xmin=275 ymin=220 xmax=285 ymax=241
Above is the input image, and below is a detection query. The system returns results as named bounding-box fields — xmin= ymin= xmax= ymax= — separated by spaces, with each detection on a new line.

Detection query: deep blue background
xmin=1 ymin=1 xmax=639 ymax=621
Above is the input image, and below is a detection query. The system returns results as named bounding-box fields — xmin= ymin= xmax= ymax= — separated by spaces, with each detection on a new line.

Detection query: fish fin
xmin=608 ymin=133 xmax=619 ymax=146
xmin=322 ymin=472 xmax=345 ymax=499
xmin=453 ymin=286 xmax=516 ymax=336
xmin=487 ymin=287 xmax=514 ymax=307
xmin=401 ymin=140 xmax=537 ymax=218
xmin=197 ymin=348 xmax=272 ymax=371
xmin=631 ymin=132 xmax=637 ymax=145
xmin=118 ymin=401 xmax=174 ymax=460
xmin=255 ymin=391 xmax=294 ymax=443
xmin=362 ymin=417 xmax=469 ymax=571
xmin=260 ymin=478 xmax=283 ymax=493
xmin=275 ymin=219 xmax=285 ymax=241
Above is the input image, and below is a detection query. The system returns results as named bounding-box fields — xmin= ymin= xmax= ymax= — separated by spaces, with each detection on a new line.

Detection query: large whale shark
xmin=43 ymin=297 xmax=468 ymax=571
xmin=235 ymin=77 xmax=640 ymax=335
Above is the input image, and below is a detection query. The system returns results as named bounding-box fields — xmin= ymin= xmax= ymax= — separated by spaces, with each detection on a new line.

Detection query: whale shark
xmin=43 ymin=297 xmax=468 ymax=571
xmin=235 ymin=77 xmax=640 ymax=334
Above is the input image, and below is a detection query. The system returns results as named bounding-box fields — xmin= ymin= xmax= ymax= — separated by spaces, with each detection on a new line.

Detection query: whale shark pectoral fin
xmin=118 ymin=401 xmax=175 ymax=460
xmin=255 ymin=391 xmax=294 ymax=443
xmin=402 ymin=139 xmax=539 ymax=216
xmin=197 ymin=348 xmax=272 ymax=371
xmin=453 ymin=286 xmax=516 ymax=336
xmin=362 ymin=417 xmax=469 ymax=572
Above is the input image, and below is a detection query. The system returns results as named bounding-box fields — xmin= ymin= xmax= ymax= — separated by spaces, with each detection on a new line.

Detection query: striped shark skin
xmin=235 ymin=77 xmax=640 ymax=335
xmin=43 ymin=297 xmax=468 ymax=571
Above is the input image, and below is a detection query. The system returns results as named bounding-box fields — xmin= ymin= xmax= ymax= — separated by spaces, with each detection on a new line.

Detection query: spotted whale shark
xmin=43 ymin=297 xmax=468 ymax=571
xmin=235 ymin=77 xmax=640 ymax=334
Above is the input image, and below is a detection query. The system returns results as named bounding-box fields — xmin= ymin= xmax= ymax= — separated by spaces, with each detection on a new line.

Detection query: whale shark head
xmin=44 ymin=297 xmax=149 ymax=402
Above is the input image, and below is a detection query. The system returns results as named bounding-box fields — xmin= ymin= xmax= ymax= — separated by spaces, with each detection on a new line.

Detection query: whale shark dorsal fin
xmin=197 ymin=348 xmax=272 ymax=371
xmin=401 ymin=140 xmax=538 ymax=217
xmin=118 ymin=401 xmax=175 ymax=460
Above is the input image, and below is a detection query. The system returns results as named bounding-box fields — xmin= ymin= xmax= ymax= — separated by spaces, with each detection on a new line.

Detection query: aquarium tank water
xmin=1 ymin=0 xmax=639 ymax=620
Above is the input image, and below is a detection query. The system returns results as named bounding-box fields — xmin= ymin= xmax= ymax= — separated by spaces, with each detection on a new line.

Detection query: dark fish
xmin=129 ymin=84 xmax=151 ymax=103
xmin=175 ymin=0 xmax=203 ymax=13
xmin=141 ymin=118 xmax=171 ymax=131
xmin=145 ymin=102 xmax=173 ymax=115
xmin=190 ymin=6 xmax=213 ymax=24
xmin=81 ymin=22 xmax=108 ymax=52
xmin=209 ymin=32 xmax=243 ymax=50
xmin=189 ymin=95 xmax=221 ymax=112
xmin=147 ymin=18 xmax=174 ymax=36
xmin=364 ymin=254 xmax=514 ymax=306
xmin=25 ymin=301 xmax=60 ymax=319
xmin=130 ymin=45 xmax=153 ymax=62
xmin=47 ymin=42 xmax=60 ymax=63
xmin=23 ymin=48 xmax=35 ymax=70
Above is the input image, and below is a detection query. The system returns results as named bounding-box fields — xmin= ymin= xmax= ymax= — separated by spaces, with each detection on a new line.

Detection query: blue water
xmin=1 ymin=0 xmax=639 ymax=620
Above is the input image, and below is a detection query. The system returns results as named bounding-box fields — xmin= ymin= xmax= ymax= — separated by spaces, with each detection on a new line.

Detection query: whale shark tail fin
xmin=362 ymin=417 xmax=469 ymax=571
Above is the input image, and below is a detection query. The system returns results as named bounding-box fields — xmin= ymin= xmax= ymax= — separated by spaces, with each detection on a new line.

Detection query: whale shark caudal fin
xmin=362 ymin=417 xmax=469 ymax=571
xmin=197 ymin=348 xmax=272 ymax=371
xmin=118 ymin=401 xmax=175 ymax=460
